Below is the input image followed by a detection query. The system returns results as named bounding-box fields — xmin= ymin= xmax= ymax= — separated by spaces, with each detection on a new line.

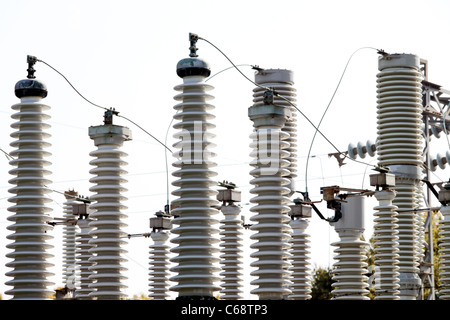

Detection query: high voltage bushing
xmin=217 ymin=187 xmax=244 ymax=300
xmin=248 ymin=88 xmax=293 ymax=300
xmin=330 ymin=196 xmax=370 ymax=300
xmin=62 ymin=190 xmax=80 ymax=291
xmin=376 ymin=53 xmax=423 ymax=299
xmin=370 ymin=173 xmax=400 ymax=300
xmin=169 ymin=53 xmax=221 ymax=299
xmin=288 ymin=201 xmax=312 ymax=300
xmin=438 ymin=184 xmax=450 ymax=299
xmin=149 ymin=212 xmax=172 ymax=300
xmin=5 ymin=73 xmax=55 ymax=299
xmin=87 ymin=123 xmax=132 ymax=300
xmin=253 ymin=69 xmax=297 ymax=197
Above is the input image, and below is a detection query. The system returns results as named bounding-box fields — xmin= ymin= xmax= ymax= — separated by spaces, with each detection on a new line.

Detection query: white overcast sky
xmin=1 ymin=0 xmax=450 ymax=299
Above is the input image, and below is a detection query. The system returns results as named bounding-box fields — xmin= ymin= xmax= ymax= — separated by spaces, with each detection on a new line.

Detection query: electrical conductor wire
xmin=36 ymin=58 xmax=172 ymax=153
xmin=304 ymin=47 xmax=379 ymax=195
xmin=198 ymin=36 xmax=380 ymax=189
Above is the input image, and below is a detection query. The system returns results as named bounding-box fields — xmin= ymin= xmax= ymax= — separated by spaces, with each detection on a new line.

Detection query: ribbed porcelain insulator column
xmin=253 ymin=69 xmax=297 ymax=196
xmin=331 ymin=232 xmax=370 ymax=300
xmin=373 ymin=189 xmax=400 ymax=299
xmin=331 ymin=196 xmax=369 ymax=300
xmin=219 ymin=204 xmax=244 ymax=300
xmin=169 ymin=57 xmax=221 ymax=299
xmin=288 ymin=218 xmax=311 ymax=300
xmin=62 ymin=191 xmax=79 ymax=288
xmin=88 ymin=124 xmax=132 ymax=300
xmin=75 ymin=217 xmax=94 ymax=299
xmin=149 ymin=231 xmax=171 ymax=300
xmin=5 ymin=78 xmax=54 ymax=300
xmin=439 ymin=204 xmax=450 ymax=299
xmin=248 ymin=90 xmax=292 ymax=300
xmin=376 ymin=53 xmax=423 ymax=299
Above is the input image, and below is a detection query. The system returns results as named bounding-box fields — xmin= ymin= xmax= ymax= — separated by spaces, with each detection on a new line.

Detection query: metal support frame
xmin=420 ymin=69 xmax=450 ymax=299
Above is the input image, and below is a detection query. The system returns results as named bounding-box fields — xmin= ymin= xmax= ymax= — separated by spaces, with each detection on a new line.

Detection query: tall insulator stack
xmin=330 ymin=196 xmax=370 ymax=300
xmin=149 ymin=212 xmax=172 ymax=300
xmin=62 ymin=190 xmax=80 ymax=289
xmin=217 ymin=186 xmax=244 ymax=300
xmin=169 ymin=42 xmax=221 ymax=299
xmin=288 ymin=200 xmax=312 ymax=300
xmin=376 ymin=53 xmax=424 ymax=299
xmin=5 ymin=63 xmax=55 ymax=299
xmin=438 ymin=183 xmax=450 ymax=300
xmin=88 ymin=117 xmax=132 ymax=300
xmin=370 ymin=173 xmax=400 ymax=300
xmin=254 ymin=69 xmax=297 ymax=196
xmin=73 ymin=201 xmax=94 ymax=299
xmin=248 ymin=82 xmax=292 ymax=300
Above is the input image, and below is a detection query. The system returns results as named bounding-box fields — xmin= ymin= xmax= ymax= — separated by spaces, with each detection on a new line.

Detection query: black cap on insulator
xmin=14 ymin=79 xmax=48 ymax=99
xmin=176 ymin=57 xmax=211 ymax=78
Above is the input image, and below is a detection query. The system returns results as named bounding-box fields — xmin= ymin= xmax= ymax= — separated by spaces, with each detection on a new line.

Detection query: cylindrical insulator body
xmin=62 ymin=191 xmax=80 ymax=289
xmin=331 ymin=196 xmax=369 ymax=300
xmin=88 ymin=124 xmax=132 ymax=300
xmin=219 ymin=204 xmax=244 ymax=300
xmin=253 ymin=69 xmax=297 ymax=196
xmin=439 ymin=204 xmax=450 ymax=299
xmin=75 ymin=217 xmax=94 ymax=299
xmin=373 ymin=189 xmax=400 ymax=300
xmin=170 ymin=57 xmax=221 ymax=299
xmin=5 ymin=79 xmax=54 ymax=300
xmin=288 ymin=218 xmax=312 ymax=300
xmin=248 ymin=96 xmax=293 ymax=300
xmin=376 ymin=53 xmax=423 ymax=299
xmin=149 ymin=231 xmax=171 ymax=300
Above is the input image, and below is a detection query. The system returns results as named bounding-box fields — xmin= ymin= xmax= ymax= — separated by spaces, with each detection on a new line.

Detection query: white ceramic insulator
xmin=373 ymin=189 xmax=400 ymax=300
xmin=388 ymin=178 xmax=422 ymax=299
xmin=347 ymin=140 xmax=376 ymax=160
xmin=248 ymin=126 xmax=292 ymax=300
xmin=170 ymin=74 xmax=221 ymax=298
xmin=439 ymin=205 xmax=450 ymax=299
xmin=288 ymin=218 xmax=312 ymax=300
xmin=6 ymin=95 xmax=55 ymax=299
xmin=331 ymin=231 xmax=370 ymax=300
xmin=415 ymin=188 xmax=426 ymax=262
xmin=219 ymin=204 xmax=244 ymax=300
xmin=376 ymin=54 xmax=423 ymax=299
xmin=74 ymin=217 xmax=94 ymax=299
xmin=62 ymin=194 xmax=79 ymax=288
xmin=149 ymin=231 xmax=171 ymax=300
xmin=88 ymin=125 xmax=131 ymax=300
xmin=376 ymin=56 xmax=423 ymax=167
xmin=390 ymin=181 xmax=421 ymax=267
xmin=429 ymin=150 xmax=450 ymax=172
xmin=253 ymin=69 xmax=297 ymax=196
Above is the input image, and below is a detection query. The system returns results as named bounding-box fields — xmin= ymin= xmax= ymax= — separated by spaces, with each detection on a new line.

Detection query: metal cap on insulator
xmin=14 ymin=78 xmax=48 ymax=98
xmin=176 ymin=57 xmax=211 ymax=78
xmin=378 ymin=53 xmax=420 ymax=71
xmin=255 ymin=68 xmax=294 ymax=85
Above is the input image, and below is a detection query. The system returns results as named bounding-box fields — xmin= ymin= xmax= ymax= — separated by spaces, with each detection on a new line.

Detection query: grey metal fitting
xmin=370 ymin=172 xmax=396 ymax=188
xmin=248 ymin=104 xmax=291 ymax=128
xmin=88 ymin=124 xmax=132 ymax=146
xmin=378 ymin=53 xmax=420 ymax=71
xmin=255 ymin=69 xmax=294 ymax=85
